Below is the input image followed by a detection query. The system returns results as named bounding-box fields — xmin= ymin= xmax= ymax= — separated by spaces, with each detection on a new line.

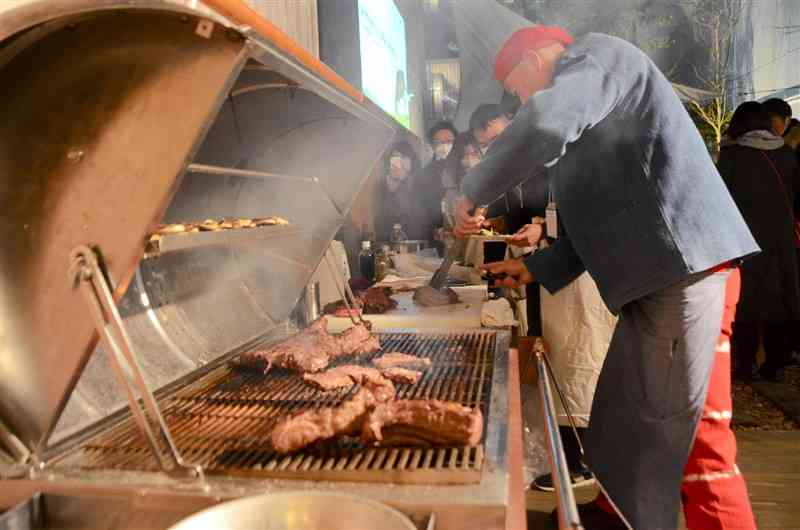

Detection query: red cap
xmin=494 ymin=26 xmax=574 ymax=82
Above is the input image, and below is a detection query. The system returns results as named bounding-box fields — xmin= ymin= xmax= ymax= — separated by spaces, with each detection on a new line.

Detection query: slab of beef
xmin=336 ymin=323 xmax=381 ymax=357
xmin=361 ymin=287 xmax=398 ymax=314
xmin=324 ymin=287 xmax=398 ymax=316
xmin=239 ymin=317 xmax=337 ymax=373
xmin=323 ymin=304 xmax=362 ymax=319
xmin=362 ymin=400 xmax=483 ymax=447
xmin=271 ymin=378 xmax=395 ymax=454
xmin=239 ymin=318 xmax=382 ymax=374
xmin=302 ymin=365 xmax=384 ymax=392
xmin=412 ymin=286 xmax=459 ymax=307
xmin=380 ymin=367 xmax=423 ymax=385
xmin=304 ymin=365 xmax=422 ymax=392
xmin=372 ymin=352 xmax=432 ymax=371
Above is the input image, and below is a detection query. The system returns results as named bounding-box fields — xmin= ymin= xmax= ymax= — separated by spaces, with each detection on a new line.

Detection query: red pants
xmin=680 ymin=268 xmax=756 ymax=529
xmin=598 ymin=269 xmax=756 ymax=529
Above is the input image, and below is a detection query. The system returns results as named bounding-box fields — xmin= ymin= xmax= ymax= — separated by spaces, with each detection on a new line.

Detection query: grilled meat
xmin=362 ymin=400 xmax=483 ymax=447
xmin=303 ymin=365 xmax=422 ymax=392
xmin=361 ymin=287 xmax=398 ymax=313
xmin=271 ymin=378 xmax=395 ymax=454
xmin=155 ymin=223 xmax=189 ymax=235
xmin=323 ymin=304 xmax=363 ymax=319
xmin=413 ymin=286 xmax=460 ymax=307
xmin=274 ymin=360 xmax=482 ymax=452
xmin=240 ymin=317 xmax=338 ymax=373
xmin=372 ymin=352 xmax=432 ymax=371
xmin=337 ymin=323 xmax=381 ymax=357
xmin=302 ymin=365 xmax=384 ymax=392
xmin=380 ymin=367 xmax=422 ymax=385
xmin=271 ymin=387 xmax=371 ymax=453
xmin=238 ymin=318 xmax=382 ymax=374
xmin=149 ymin=216 xmax=289 ymax=240
xmin=324 ymin=287 xmax=398 ymax=316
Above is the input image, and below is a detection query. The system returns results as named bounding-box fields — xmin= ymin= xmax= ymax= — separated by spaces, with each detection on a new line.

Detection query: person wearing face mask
xmin=454 ymin=26 xmax=759 ymax=530
xmin=419 ymin=122 xmax=459 ymax=252
xmin=429 ymin=121 xmax=457 ymax=161
xmin=374 ymin=142 xmax=426 ymax=243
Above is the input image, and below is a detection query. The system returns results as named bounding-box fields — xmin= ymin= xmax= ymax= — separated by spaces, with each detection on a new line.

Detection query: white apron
xmin=540 ymin=272 xmax=617 ymax=427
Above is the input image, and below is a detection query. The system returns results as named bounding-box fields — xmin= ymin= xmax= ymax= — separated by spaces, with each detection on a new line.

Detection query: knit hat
xmin=494 ymin=26 xmax=574 ymax=82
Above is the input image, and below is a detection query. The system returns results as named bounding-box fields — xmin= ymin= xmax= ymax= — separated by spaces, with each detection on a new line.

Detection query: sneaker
xmin=550 ymin=502 xmax=627 ymax=530
xmin=532 ymin=468 xmax=595 ymax=492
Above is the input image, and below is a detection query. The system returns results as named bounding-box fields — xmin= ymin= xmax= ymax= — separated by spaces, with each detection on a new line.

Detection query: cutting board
xmin=326 ymin=285 xmax=488 ymax=332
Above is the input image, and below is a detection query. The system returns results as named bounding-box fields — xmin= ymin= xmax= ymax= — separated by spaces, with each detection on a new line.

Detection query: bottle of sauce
xmin=359 ymin=241 xmax=375 ymax=282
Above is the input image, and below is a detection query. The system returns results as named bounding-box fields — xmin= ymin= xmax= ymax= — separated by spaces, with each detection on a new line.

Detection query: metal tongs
xmin=427 ymin=204 xmax=488 ymax=290
xmin=323 ymin=251 xmax=371 ymax=330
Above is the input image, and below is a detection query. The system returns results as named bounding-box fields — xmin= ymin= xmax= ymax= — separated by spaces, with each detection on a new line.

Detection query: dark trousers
xmin=732 ymin=320 xmax=793 ymax=378
xmin=526 ymin=282 xmax=542 ymax=337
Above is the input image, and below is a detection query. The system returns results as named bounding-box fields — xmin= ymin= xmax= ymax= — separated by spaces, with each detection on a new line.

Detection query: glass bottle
xmin=359 ymin=241 xmax=375 ymax=281
xmin=390 ymin=223 xmax=408 ymax=254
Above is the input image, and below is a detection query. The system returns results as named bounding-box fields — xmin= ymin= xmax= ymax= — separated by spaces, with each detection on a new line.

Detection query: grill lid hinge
xmin=68 ymin=245 xmax=205 ymax=482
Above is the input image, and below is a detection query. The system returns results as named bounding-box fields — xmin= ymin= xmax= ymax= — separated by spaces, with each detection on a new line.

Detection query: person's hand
xmin=453 ymin=197 xmax=485 ymax=238
xmin=509 ymin=218 xmax=545 ymax=247
xmin=481 ymin=258 xmax=534 ymax=288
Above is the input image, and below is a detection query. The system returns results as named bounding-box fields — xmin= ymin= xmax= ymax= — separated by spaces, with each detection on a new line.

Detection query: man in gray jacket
xmin=456 ymin=26 xmax=759 ymax=530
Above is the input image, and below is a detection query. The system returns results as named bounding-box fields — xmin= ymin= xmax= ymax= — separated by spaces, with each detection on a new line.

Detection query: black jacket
xmin=417 ymin=159 xmax=447 ymax=239
xmin=374 ymin=175 xmax=429 ymax=242
xmin=718 ymin=140 xmax=800 ymax=322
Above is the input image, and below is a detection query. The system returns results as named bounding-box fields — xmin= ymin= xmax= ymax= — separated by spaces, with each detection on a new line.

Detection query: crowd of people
xmin=720 ymin=98 xmax=800 ymax=384
xmin=369 ymin=23 xmax=800 ymax=530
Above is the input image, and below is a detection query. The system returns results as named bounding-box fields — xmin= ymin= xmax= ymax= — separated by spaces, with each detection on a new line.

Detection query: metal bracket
xmin=68 ymin=245 xmax=204 ymax=481
xmin=534 ymin=339 xmax=632 ymax=530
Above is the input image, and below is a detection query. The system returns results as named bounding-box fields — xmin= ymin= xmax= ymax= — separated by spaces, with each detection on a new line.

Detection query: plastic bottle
xmin=390 ymin=223 xmax=408 ymax=254
xmin=359 ymin=241 xmax=375 ymax=281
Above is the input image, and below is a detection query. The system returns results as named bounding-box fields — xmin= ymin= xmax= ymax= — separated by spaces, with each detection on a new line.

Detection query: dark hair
xmin=469 ymin=104 xmax=504 ymax=133
xmin=427 ymin=121 xmax=458 ymax=145
xmin=762 ymin=98 xmax=792 ymax=119
xmin=443 ymin=132 xmax=479 ymax=188
xmin=786 ymin=117 xmax=800 ymax=135
xmin=725 ymin=101 xmax=771 ymax=139
xmin=383 ymin=141 xmax=420 ymax=174
xmin=500 ymin=90 xmax=522 ymax=119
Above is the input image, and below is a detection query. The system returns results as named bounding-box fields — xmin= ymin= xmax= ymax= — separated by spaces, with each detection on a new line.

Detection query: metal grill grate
xmin=60 ymin=330 xmax=497 ymax=484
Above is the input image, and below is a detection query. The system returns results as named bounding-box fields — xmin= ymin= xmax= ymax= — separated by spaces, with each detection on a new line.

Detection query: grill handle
xmin=535 ymin=348 xmax=583 ymax=530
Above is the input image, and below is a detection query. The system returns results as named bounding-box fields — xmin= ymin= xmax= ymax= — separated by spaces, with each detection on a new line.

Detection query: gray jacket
xmin=462 ymin=33 xmax=759 ymax=313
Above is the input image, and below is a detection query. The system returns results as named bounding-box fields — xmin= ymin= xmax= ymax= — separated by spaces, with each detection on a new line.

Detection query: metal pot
xmin=167 ymin=492 xmax=417 ymax=530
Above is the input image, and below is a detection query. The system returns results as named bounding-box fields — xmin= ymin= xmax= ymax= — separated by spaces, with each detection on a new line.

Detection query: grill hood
xmin=0 ymin=0 xmax=395 ymax=459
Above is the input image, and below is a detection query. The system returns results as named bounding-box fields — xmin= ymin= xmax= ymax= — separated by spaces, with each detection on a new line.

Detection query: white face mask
xmin=389 ymin=155 xmax=411 ymax=176
xmin=433 ymin=142 xmax=453 ymax=160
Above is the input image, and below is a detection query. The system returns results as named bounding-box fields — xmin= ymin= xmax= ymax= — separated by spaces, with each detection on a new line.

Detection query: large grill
xmin=57 ymin=330 xmax=498 ymax=484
